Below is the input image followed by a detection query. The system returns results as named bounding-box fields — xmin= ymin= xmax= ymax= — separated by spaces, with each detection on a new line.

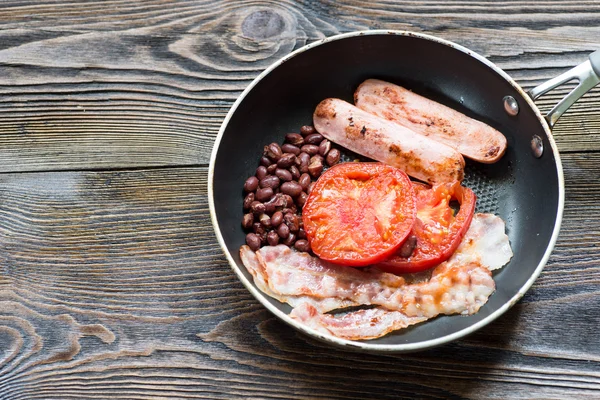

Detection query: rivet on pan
xmin=531 ymin=135 xmax=544 ymax=158
xmin=503 ymin=95 xmax=519 ymax=116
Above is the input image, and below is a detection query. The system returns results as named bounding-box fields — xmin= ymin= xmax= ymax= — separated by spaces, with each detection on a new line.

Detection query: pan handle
xmin=528 ymin=51 xmax=600 ymax=128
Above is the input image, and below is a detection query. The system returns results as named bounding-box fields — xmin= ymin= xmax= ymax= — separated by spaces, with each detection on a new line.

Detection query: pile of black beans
xmin=243 ymin=125 xmax=341 ymax=252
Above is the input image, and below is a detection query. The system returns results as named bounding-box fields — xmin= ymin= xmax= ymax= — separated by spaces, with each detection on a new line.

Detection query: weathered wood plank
xmin=0 ymin=1 xmax=599 ymax=172
xmin=0 ymin=153 xmax=599 ymax=399
xmin=1 ymin=1 xmax=600 ymax=399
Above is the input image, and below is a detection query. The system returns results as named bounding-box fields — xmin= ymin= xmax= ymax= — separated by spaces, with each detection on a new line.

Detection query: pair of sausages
xmin=313 ymin=79 xmax=507 ymax=184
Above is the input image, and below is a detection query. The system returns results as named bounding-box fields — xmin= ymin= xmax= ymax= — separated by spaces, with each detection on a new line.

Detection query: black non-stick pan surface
xmin=209 ymin=31 xmax=564 ymax=352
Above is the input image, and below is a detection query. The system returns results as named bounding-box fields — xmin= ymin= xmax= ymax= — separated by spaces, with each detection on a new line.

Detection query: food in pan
xmin=240 ymin=213 xmax=512 ymax=340
xmin=377 ymin=181 xmax=476 ymax=273
xmin=313 ymin=98 xmax=465 ymax=184
xmin=238 ymin=79 xmax=511 ymax=340
xmin=241 ymin=125 xmax=341 ymax=253
xmin=302 ymin=162 xmax=417 ymax=266
xmin=354 ymin=79 xmax=507 ymax=163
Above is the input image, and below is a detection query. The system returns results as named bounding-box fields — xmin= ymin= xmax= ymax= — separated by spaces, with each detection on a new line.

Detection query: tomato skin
xmin=302 ymin=162 xmax=416 ymax=267
xmin=377 ymin=181 xmax=476 ymax=273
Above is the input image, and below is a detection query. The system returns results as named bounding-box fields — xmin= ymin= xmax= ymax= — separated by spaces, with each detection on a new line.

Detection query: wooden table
xmin=1 ymin=1 xmax=599 ymax=399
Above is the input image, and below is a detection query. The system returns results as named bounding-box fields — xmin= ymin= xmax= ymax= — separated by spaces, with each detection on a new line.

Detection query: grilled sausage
xmin=354 ymin=79 xmax=507 ymax=163
xmin=313 ymin=98 xmax=464 ymax=184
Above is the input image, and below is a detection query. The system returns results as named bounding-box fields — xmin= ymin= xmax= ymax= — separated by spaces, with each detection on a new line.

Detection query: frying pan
xmin=208 ymin=30 xmax=599 ymax=352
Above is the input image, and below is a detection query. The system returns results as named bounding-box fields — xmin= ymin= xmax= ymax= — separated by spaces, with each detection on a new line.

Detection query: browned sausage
xmin=313 ymin=98 xmax=465 ymax=184
xmin=354 ymin=79 xmax=507 ymax=163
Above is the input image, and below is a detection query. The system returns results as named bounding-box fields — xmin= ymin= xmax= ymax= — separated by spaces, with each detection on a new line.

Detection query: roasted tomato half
xmin=302 ymin=162 xmax=416 ymax=267
xmin=377 ymin=181 xmax=476 ymax=273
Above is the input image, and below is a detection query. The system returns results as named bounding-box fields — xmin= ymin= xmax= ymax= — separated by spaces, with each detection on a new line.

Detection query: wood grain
xmin=2 ymin=1 xmax=600 ymax=399
xmin=0 ymin=154 xmax=599 ymax=399
xmin=0 ymin=0 xmax=599 ymax=172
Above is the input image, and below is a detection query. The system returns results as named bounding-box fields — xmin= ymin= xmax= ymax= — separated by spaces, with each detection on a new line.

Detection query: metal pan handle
xmin=528 ymin=51 xmax=600 ymax=127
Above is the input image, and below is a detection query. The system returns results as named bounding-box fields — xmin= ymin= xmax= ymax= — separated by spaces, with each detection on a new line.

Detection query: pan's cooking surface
xmin=211 ymin=32 xmax=562 ymax=347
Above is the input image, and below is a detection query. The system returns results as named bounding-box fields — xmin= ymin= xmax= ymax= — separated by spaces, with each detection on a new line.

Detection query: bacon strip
xmin=258 ymin=244 xmax=494 ymax=317
xmin=449 ymin=213 xmax=513 ymax=270
xmin=239 ymin=214 xmax=512 ymax=340
xmin=257 ymin=245 xmax=406 ymax=302
xmin=290 ymin=302 xmax=427 ymax=341
xmin=240 ymin=246 xmax=359 ymax=313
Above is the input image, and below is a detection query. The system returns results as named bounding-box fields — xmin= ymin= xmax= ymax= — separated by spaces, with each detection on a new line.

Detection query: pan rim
xmin=208 ymin=29 xmax=565 ymax=352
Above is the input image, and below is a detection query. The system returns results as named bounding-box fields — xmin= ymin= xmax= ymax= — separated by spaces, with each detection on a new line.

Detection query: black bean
xmin=250 ymin=201 xmax=266 ymax=215
xmin=259 ymin=231 xmax=268 ymax=245
xmin=264 ymin=143 xmax=282 ymax=161
xmin=246 ymin=233 xmax=261 ymax=251
xmin=285 ymin=133 xmax=304 ymax=146
xmin=298 ymin=228 xmax=307 ymax=240
xmin=280 ymin=181 xmax=303 ymax=197
xmin=297 ymin=192 xmax=308 ymax=208
xmin=265 ymin=193 xmax=287 ymax=208
xmin=319 ymin=139 xmax=331 ymax=156
xmin=271 ymin=211 xmax=283 ymax=227
xmin=268 ymin=193 xmax=288 ymax=213
xmin=307 ymin=181 xmax=315 ymax=195
xmin=275 ymin=168 xmax=293 ymax=182
xmin=242 ymin=213 xmax=254 ymax=230
xmin=298 ymin=173 xmax=311 ymax=191
xmin=326 ymin=148 xmax=341 ymax=166
xmin=243 ymin=192 xmax=255 ymax=210
xmin=256 ymin=187 xmax=274 ymax=202
xmin=282 ymin=232 xmax=296 ymax=246
xmin=264 ymin=202 xmax=275 ymax=214
xmin=244 ymin=176 xmax=259 ymax=193
xmin=300 ymin=144 xmax=319 ymax=156
xmin=300 ymin=125 xmax=316 ymax=136
xmin=296 ymin=152 xmax=310 ymax=173
xmin=304 ymin=133 xmax=324 ymax=145
xmin=277 ymin=153 xmax=296 ymax=168
xmin=266 ymin=163 xmax=277 ymax=174
xmin=267 ymin=231 xmax=280 ymax=246
xmin=259 ymin=213 xmax=271 ymax=228
xmin=281 ymin=143 xmax=300 ymax=155
xmin=260 ymin=156 xmax=272 ymax=167
xmin=284 ymin=213 xmax=300 ymax=232
xmin=282 ymin=194 xmax=294 ymax=208
xmin=277 ymin=223 xmax=290 ymax=239
xmin=260 ymin=175 xmax=280 ymax=189
xmin=281 ymin=205 xmax=297 ymax=215
xmin=252 ymin=222 xmax=266 ymax=235
xmin=399 ymin=235 xmax=418 ymax=258
xmin=289 ymin=165 xmax=300 ymax=180
xmin=294 ymin=239 xmax=310 ymax=252
xmin=308 ymin=155 xmax=324 ymax=178
xmin=256 ymin=165 xmax=268 ymax=180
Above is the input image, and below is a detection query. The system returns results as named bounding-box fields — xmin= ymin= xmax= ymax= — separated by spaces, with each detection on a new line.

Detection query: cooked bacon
xmin=240 ymin=245 xmax=272 ymax=297
xmin=354 ymin=79 xmax=507 ymax=163
xmin=290 ymin=302 xmax=427 ymax=341
xmin=449 ymin=213 xmax=513 ymax=270
xmin=256 ymin=244 xmax=495 ymax=317
xmin=257 ymin=245 xmax=406 ymax=302
xmin=287 ymin=261 xmax=494 ymax=340
xmin=240 ymin=245 xmax=359 ymax=313
xmin=239 ymin=213 xmax=512 ymax=340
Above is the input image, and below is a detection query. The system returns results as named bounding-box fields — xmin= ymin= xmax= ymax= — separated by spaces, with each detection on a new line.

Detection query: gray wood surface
xmin=1 ymin=1 xmax=600 ymax=399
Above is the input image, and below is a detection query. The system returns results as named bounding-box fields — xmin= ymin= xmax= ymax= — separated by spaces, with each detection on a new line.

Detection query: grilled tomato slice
xmin=302 ymin=162 xmax=416 ymax=266
xmin=378 ymin=181 xmax=476 ymax=273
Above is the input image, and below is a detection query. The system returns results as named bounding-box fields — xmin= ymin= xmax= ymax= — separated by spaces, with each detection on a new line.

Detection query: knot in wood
xmin=241 ymin=10 xmax=286 ymax=40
